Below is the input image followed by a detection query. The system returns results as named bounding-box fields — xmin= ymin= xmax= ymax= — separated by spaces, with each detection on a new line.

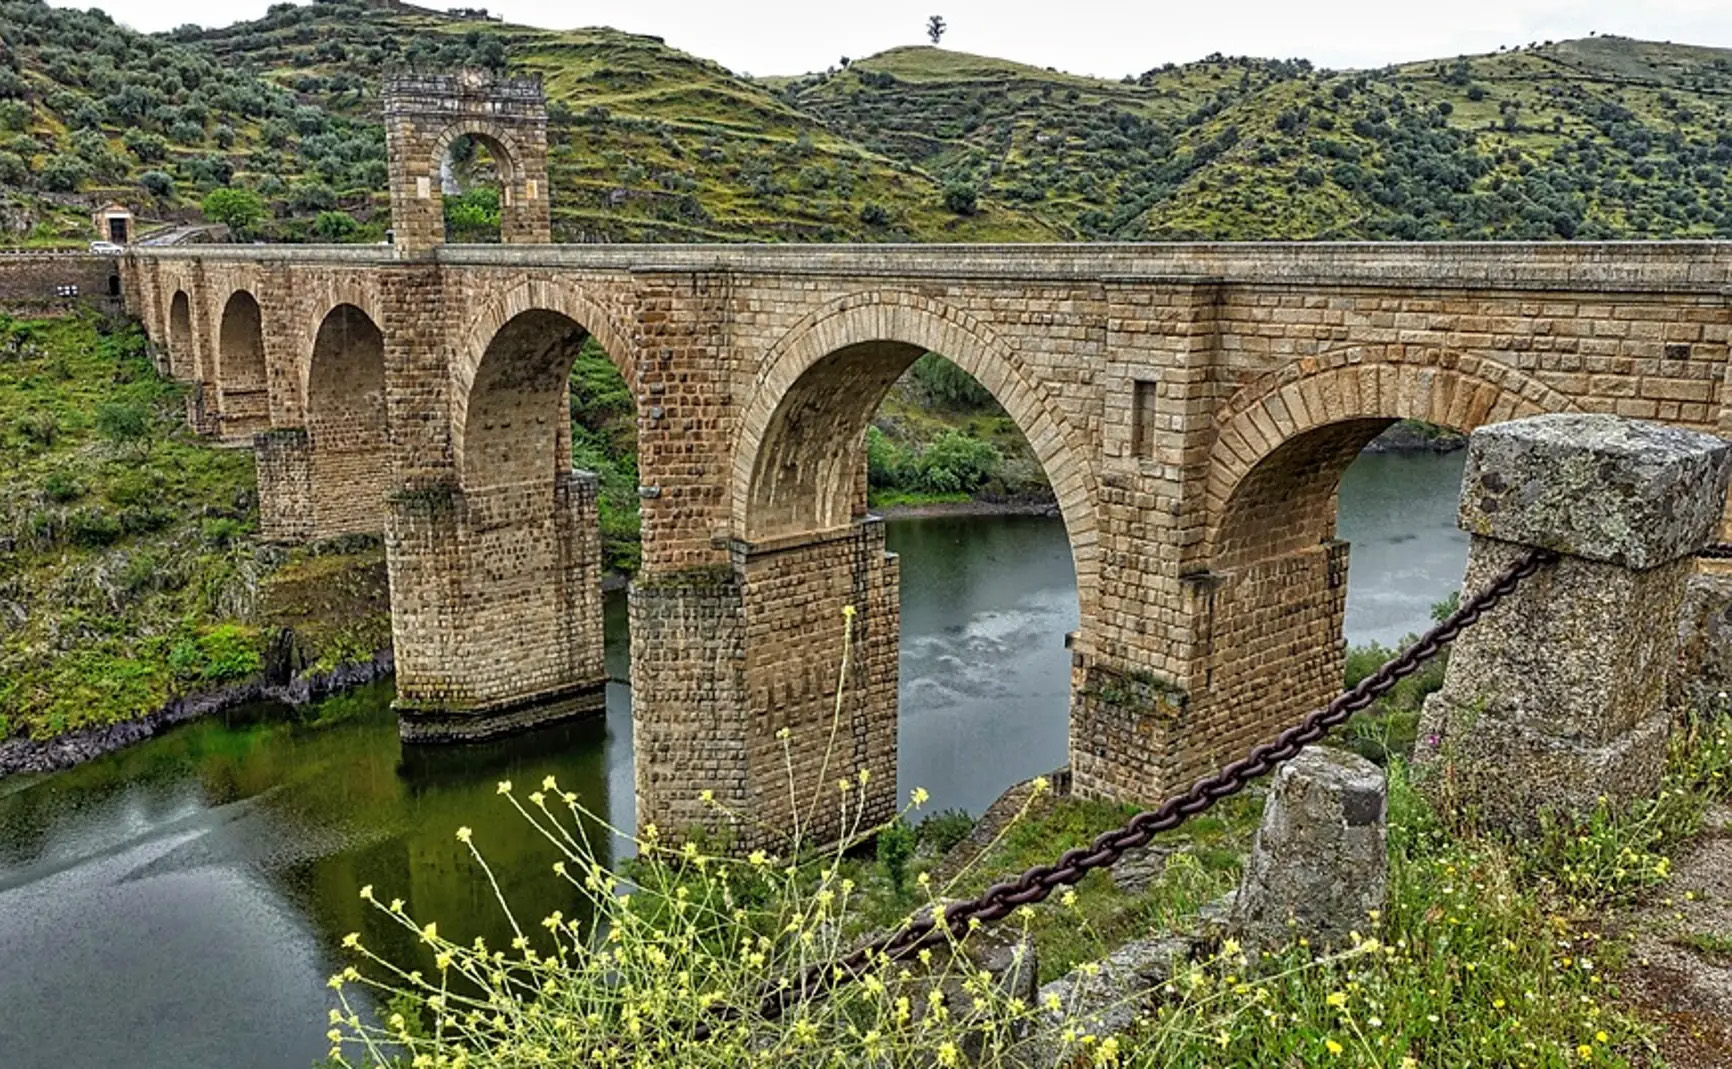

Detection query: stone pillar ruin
xmin=387 ymin=471 xmax=608 ymax=741
xmin=1416 ymin=413 xmax=1732 ymax=827
xmin=383 ymin=70 xmax=551 ymax=257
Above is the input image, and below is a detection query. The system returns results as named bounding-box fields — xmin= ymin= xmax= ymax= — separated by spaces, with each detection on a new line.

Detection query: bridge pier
xmin=631 ymin=518 xmax=899 ymax=849
xmin=386 ymin=469 xmax=607 ymax=741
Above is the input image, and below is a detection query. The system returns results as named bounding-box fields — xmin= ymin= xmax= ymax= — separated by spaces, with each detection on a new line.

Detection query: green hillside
xmin=4 ymin=0 xmax=1730 ymax=246
xmin=784 ymin=39 xmax=1732 ymax=240
xmin=0 ymin=0 xmax=1052 ymax=245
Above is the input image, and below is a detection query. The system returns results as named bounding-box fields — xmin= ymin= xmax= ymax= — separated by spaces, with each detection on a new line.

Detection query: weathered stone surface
xmin=1418 ymin=539 xmax=1694 ymax=746
xmin=1458 ymin=413 xmax=1732 ymax=570
xmin=1672 ymin=571 xmax=1732 ymax=721
xmin=116 ymin=92 xmax=1732 ymax=850
xmin=1229 ymin=746 xmax=1387 ymax=952
xmin=1034 ymin=936 xmax=1192 ymax=1042
xmin=1418 ymin=414 xmax=1729 ymax=830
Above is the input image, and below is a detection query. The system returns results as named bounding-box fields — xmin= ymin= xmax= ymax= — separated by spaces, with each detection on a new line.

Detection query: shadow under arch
xmin=216 ymin=289 xmax=269 ymax=439
xmin=304 ymin=303 xmax=389 ymax=537
xmin=167 ymin=290 xmax=194 ymax=380
xmin=733 ymin=292 xmax=1097 ymax=588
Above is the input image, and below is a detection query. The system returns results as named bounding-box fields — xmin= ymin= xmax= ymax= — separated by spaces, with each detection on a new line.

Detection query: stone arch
xmin=216 ymin=289 xmax=269 ymax=437
xmin=299 ymin=284 xmax=385 ymax=415
xmin=383 ymin=72 xmax=550 ymax=254
xmin=1206 ymin=348 xmax=1579 ymax=568
xmin=455 ymin=302 xmax=632 ymax=493
xmin=733 ymin=291 xmax=1098 ymax=579
xmin=426 ymin=123 xmax=526 ymax=239
xmin=167 ymin=290 xmax=194 ymax=380
xmin=300 ymin=304 xmax=389 ymax=537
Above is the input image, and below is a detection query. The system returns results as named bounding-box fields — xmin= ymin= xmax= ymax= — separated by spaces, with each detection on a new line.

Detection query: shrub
xmin=95 ymin=399 xmax=151 ymax=451
xmin=942 ymin=180 xmax=979 ymax=215
xmin=37 ymin=154 xmax=91 ymax=192
xmin=918 ymin=430 xmax=1000 ymax=494
xmin=139 ymin=170 xmax=176 ymax=198
xmin=167 ymin=624 xmax=262 ymax=684
xmin=313 ymin=210 xmax=360 ymax=241
xmin=876 ymin=816 xmax=916 ymax=897
xmin=916 ymin=809 xmax=976 ymax=854
xmin=858 ymin=200 xmax=891 ymax=226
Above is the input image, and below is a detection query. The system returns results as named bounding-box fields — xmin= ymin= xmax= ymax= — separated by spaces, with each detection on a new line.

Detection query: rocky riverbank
xmin=0 ymin=646 xmax=394 ymax=780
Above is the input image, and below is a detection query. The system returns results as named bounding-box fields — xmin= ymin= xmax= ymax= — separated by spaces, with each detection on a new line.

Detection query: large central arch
xmin=733 ymin=291 xmax=1098 ymax=574
xmin=387 ymin=297 xmax=631 ymax=742
xmin=681 ymin=290 xmax=1100 ymax=845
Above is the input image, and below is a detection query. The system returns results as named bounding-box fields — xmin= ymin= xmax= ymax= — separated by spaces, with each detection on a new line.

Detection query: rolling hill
xmin=0 ymin=0 xmax=1728 ymax=245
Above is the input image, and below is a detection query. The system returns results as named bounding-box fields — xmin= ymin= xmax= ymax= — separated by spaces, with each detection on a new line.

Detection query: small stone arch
xmin=734 ymin=290 xmax=1098 ymax=584
xmin=1205 ymin=348 xmax=1579 ymax=567
xmin=299 ymin=284 xmax=385 ymax=415
xmin=383 ymin=71 xmax=551 ymax=254
xmin=215 ymin=289 xmax=270 ymax=437
xmin=453 ymin=287 xmax=636 ymax=492
xmin=167 ymin=290 xmax=194 ymax=380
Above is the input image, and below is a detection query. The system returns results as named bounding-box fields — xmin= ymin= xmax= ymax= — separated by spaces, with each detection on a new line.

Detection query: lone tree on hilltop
xmin=927 ymin=14 xmax=946 ymax=45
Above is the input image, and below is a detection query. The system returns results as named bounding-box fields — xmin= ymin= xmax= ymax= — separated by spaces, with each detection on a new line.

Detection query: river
xmin=0 ymin=449 xmax=1466 ymax=1068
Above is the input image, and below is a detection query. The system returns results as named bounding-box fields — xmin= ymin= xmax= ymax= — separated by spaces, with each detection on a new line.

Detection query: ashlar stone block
xmin=1229 ymin=746 xmax=1388 ymax=952
xmin=1458 ymin=412 xmax=1731 ymax=570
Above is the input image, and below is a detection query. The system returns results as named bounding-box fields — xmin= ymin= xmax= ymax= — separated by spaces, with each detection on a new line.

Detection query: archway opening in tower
xmin=441 ymin=134 xmax=507 ymax=244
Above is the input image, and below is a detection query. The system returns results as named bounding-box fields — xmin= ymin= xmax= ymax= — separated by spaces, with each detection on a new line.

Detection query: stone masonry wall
xmin=0 ymin=253 xmax=122 ymax=313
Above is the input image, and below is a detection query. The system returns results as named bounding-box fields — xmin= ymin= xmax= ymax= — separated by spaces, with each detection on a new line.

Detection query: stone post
xmin=1416 ymin=413 xmax=1732 ymax=828
xmin=1229 ymin=746 xmax=1388 ymax=951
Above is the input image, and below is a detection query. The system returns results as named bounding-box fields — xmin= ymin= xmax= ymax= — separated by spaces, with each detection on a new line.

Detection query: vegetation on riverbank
xmin=0 ymin=313 xmax=387 ymax=743
xmin=323 ymin=686 xmax=1732 ymax=1065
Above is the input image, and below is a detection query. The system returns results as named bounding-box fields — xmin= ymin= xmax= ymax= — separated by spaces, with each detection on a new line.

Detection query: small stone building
xmin=92 ymin=202 xmax=134 ymax=245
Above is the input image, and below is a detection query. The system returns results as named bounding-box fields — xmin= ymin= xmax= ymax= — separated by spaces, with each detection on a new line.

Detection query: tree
xmin=201 ymin=187 xmax=266 ymax=237
xmin=926 ymin=14 xmax=946 ymax=45
xmin=313 ymin=210 xmax=359 ymax=242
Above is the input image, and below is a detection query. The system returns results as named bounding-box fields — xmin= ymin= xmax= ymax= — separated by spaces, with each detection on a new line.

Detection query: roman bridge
xmin=119 ymin=239 xmax=1732 ymax=843
xmin=107 ymin=73 xmax=1732 ymax=845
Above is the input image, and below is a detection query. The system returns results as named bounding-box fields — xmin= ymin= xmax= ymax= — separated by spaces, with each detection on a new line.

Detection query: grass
xmin=321 ymin=703 xmax=1732 ymax=1065
xmin=0 ymin=312 xmax=388 ymax=741
xmin=1674 ymin=932 xmax=1732 ymax=961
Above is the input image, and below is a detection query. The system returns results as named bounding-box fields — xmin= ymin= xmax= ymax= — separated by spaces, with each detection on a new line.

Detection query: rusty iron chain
xmin=676 ymin=543 xmax=1561 ymax=1039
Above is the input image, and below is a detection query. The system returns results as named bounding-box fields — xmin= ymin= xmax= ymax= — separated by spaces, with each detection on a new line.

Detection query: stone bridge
xmin=113 ymin=73 xmax=1732 ymax=846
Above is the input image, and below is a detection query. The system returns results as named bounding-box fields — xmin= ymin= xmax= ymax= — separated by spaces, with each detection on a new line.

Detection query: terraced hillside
xmin=783 ymin=38 xmax=1732 ymax=240
xmin=0 ymin=0 xmax=1052 ymax=244
xmin=4 ymin=0 xmax=1729 ymax=246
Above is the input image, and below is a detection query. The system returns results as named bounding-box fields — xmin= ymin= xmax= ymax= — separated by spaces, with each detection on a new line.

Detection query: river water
xmin=0 ymin=450 xmax=1466 ymax=1068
